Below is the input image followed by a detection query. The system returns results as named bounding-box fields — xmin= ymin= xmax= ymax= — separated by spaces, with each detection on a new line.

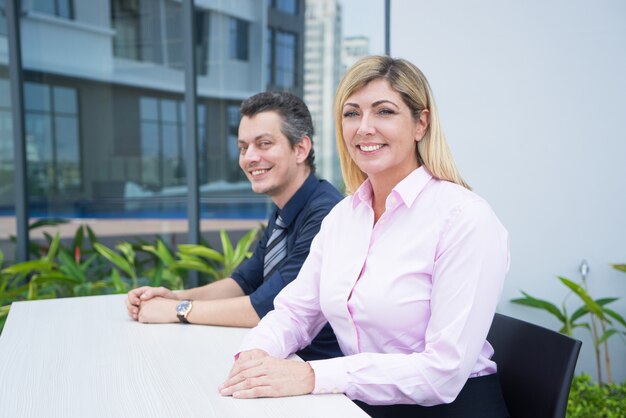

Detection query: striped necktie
xmin=263 ymin=215 xmax=287 ymax=280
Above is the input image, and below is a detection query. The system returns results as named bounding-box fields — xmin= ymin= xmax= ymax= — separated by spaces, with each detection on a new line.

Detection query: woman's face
xmin=341 ymin=78 xmax=429 ymax=188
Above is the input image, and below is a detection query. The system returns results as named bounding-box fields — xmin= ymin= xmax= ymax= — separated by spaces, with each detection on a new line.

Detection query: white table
xmin=0 ymin=294 xmax=368 ymax=417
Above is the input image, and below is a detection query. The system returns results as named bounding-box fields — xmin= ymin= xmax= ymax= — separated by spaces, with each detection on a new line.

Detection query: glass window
xmin=24 ymin=83 xmax=51 ymax=113
xmin=266 ymin=28 xmax=274 ymax=86
xmin=229 ymin=18 xmax=249 ymax=61
xmin=139 ymin=96 xmax=186 ymax=189
xmin=274 ymin=0 xmax=298 ymax=15
xmin=226 ymin=104 xmax=245 ymax=183
xmin=32 ymin=0 xmax=74 ymax=19
xmin=195 ymin=10 xmax=210 ymax=75
xmin=0 ymin=0 xmax=6 ymax=37
xmin=164 ymin=0 xmax=184 ymax=70
xmin=111 ymin=1 xmax=210 ymax=75
xmin=111 ymin=0 xmax=141 ymax=60
xmin=0 ymin=77 xmax=13 ymax=209
xmin=275 ymin=30 xmax=297 ymax=88
xmin=24 ymin=82 xmax=81 ymax=196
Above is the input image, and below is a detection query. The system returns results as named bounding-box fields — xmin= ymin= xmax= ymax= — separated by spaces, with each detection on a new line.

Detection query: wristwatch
xmin=176 ymin=299 xmax=193 ymax=324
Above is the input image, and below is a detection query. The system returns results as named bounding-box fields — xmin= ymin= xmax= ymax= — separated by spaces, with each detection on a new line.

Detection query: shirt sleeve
xmin=309 ymin=199 xmax=509 ymax=405
xmin=238 ymin=221 xmax=329 ymax=358
xmin=247 ymin=202 xmax=333 ymax=319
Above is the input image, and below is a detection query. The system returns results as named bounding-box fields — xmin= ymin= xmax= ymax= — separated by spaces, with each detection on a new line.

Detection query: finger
xmin=125 ymin=298 xmax=139 ymax=319
xmin=232 ymin=387 xmax=272 ymax=399
xmin=127 ymin=291 xmax=141 ymax=306
xmin=222 ymin=362 xmax=269 ymax=392
xmin=220 ymin=375 xmax=270 ymax=397
xmin=140 ymin=286 xmax=171 ymax=300
xmin=226 ymin=358 xmax=265 ymax=380
xmin=232 ymin=379 xmax=277 ymax=399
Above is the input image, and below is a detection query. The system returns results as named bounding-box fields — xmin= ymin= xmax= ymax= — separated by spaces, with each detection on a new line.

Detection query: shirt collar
xmin=273 ymin=173 xmax=319 ymax=227
xmin=352 ymin=166 xmax=433 ymax=209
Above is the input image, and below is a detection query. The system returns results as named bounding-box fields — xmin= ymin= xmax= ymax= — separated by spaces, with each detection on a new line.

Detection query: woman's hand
xmin=219 ymin=349 xmax=315 ymax=399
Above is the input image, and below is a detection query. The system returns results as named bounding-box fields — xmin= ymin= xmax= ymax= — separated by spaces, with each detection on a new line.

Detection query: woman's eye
xmin=343 ymin=111 xmax=358 ymax=118
xmin=377 ymin=108 xmax=395 ymax=116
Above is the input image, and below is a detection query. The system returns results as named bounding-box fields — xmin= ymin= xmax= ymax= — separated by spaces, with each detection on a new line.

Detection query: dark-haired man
xmin=126 ymin=91 xmax=343 ymax=360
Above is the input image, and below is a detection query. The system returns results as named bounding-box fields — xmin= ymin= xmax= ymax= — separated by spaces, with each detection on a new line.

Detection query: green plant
xmin=173 ymin=229 xmax=258 ymax=280
xmin=0 ymin=224 xmax=259 ymax=335
xmin=567 ymin=373 xmax=626 ymax=418
xmin=0 ymin=230 xmax=119 ymax=332
xmin=512 ymin=261 xmax=626 ymax=385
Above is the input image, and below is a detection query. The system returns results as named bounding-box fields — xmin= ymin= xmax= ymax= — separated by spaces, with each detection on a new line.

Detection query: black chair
xmin=487 ymin=313 xmax=582 ymax=418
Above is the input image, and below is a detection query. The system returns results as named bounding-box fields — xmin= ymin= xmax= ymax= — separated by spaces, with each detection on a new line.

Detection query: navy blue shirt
xmin=231 ymin=173 xmax=343 ymax=361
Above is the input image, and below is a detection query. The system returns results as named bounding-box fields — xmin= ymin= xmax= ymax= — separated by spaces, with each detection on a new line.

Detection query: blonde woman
xmin=220 ymin=56 xmax=510 ymax=417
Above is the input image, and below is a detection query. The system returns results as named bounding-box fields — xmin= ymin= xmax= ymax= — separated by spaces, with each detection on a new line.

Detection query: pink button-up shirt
xmin=238 ymin=167 xmax=509 ymax=406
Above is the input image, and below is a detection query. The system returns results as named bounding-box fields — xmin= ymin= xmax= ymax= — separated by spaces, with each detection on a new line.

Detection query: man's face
xmin=237 ymin=111 xmax=306 ymax=206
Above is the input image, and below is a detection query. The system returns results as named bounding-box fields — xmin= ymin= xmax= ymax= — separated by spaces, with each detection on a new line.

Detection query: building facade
xmin=0 ymin=0 xmax=305 ymax=222
xmin=303 ymin=0 xmax=342 ymax=187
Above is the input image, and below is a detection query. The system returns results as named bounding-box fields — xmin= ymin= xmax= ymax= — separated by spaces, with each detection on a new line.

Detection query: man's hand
xmin=136 ymin=297 xmax=179 ymax=323
xmin=219 ymin=349 xmax=315 ymax=398
xmin=126 ymin=286 xmax=179 ymax=320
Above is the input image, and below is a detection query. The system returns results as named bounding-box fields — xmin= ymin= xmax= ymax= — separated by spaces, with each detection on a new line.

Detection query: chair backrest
xmin=487 ymin=313 xmax=582 ymax=418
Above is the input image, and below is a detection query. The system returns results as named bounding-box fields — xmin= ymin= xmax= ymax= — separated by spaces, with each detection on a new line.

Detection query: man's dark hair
xmin=240 ymin=91 xmax=316 ymax=172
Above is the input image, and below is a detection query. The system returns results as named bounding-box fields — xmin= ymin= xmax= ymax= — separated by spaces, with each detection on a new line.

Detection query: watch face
xmin=176 ymin=300 xmax=191 ymax=315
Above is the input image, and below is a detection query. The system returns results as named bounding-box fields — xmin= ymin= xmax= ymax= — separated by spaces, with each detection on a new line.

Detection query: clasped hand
xmin=219 ymin=349 xmax=315 ymax=398
xmin=126 ymin=286 xmax=179 ymax=323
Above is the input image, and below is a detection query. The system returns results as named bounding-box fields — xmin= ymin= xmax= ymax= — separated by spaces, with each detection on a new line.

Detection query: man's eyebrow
xmin=238 ymin=133 xmax=274 ymax=143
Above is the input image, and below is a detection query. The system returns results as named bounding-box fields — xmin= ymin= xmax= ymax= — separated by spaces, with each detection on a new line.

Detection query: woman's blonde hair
xmin=334 ymin=55 xmax=470 ymax=194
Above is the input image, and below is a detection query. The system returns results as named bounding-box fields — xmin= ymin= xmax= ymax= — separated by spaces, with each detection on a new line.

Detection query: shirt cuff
xmin=309 ymin=357 xmax=349 ymax=395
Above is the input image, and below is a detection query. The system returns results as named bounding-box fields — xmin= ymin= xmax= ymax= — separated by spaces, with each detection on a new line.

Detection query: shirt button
xmin=319 ymin=388 xmax=328 ymax=394
xmin=332 ymin=388 xmax=340 ymax=394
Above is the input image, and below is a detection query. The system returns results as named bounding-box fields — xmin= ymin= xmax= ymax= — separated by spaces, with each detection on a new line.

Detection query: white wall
xmin=391 ymin=0 xmax=626 ymax=383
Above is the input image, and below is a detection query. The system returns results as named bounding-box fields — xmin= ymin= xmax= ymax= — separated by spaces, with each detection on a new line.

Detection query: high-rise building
xmin=303 ymin=0 xmax=342 ymax=187
xmin=342 ymin=35 xmax=369 ymax=73
xmin=0 ymin=0 xmax=306 ymax=221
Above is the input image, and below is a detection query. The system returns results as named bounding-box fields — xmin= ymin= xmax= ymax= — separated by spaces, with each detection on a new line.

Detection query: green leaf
xmin=511 ymin=291 xmax=566 ymax=323
xmin=72 ymin=225 xmax=84 ymax=251
xmin=57 ymin=250 xmax=86 ymax=282
xmin=597 ymin=329 xmax=619 ymax=345
xmin=2 ymin=259 xmax=55 ymax=275
xmin=230 ymin=228 xmax=258 ymax=272
xmin=170 ymin=260 xmax=219 ymax=277
xmin=178 ymin=245 xmax=223 ymax=263
xmin=93 ymin=243 xmax=136 ymax=279
xmin=559 ymin=277 xmax=607 ymax=320
xmin=155 ymin=240 xmax=176 ymax=265
xmin=571 ymin=305 xmax=590 ymax=322
xmin=220 ymin=230 xmax=234 ymax=266
xmin=110 ymin=269 xmax=126 ymax=293
xmin=610 ymin=263 xmax=626 ymax=273
xmin=595 ymin=297 xmax=619 ymax=306
xmin=29 ymin=218 xmax=69 ymax=230
xmin=116 ymin=242 xmax=135 ymax=264
xmin=0 ymin=250 xmax=4 ymax=267
xmin=602 ymin=307 xmax=626 ymax=328
xmin=559 ymin=322 xmax=589 ymax=334
xmin=46 ymin=232 xmax=61 ymax=262
xmin=86 ymin=225 xmax=99 ymax=245
xmin=151 ymin=264 xmax=163 ymax=287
